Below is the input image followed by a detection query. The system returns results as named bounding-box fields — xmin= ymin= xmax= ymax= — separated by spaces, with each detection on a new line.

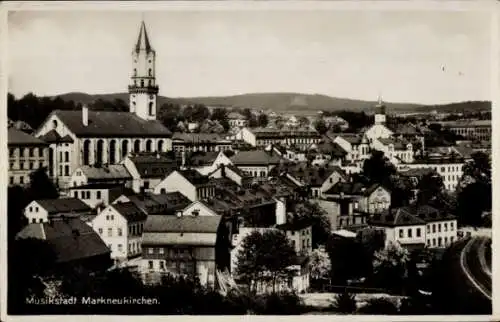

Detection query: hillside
xmin=53 ymin=92 xmax=491 ymax=115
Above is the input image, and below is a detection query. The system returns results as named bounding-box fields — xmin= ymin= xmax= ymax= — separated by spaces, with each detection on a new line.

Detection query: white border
xmin=0 ymin=1 xmax=498 ymax=321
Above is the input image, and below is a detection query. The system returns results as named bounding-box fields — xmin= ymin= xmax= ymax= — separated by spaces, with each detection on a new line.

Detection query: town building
xmin=141 ymin=215 xmax=230 ymax=287
xmin=187 ymin=151 xmax=233 ymax=176
xmin=230 ymin=150 xmax=283 ymax=180
xmin=69 ymin=164 xmax=133 ymax=188
xmin=329 ymin=133 xmax=371 ymax=165
xmin=371 ymin=137 xmax=414 ymax=164
xmin=154 ymin=169 xmax=216 ymax=202
xmin=172 ymin=132 xmax=232 ymax=154
xmin=368 ymin=205 xmax=457 ymax=249
xmin=236 ymin=127 xmax=321 ymax=149
xmin=68 ymin=183 xmax=135 ymax=209
xmin=33 ymin=21 xmax=172 ymax=188
xmin=227 ymin=111 xmax=248 ymax=128
xmin=16 ymin=216 xmax=112 ymax=272
xmin=92 ymin=201 xmax=147 ymax=265
xmin=8 ymin=127 xmax=49 ymax=187
xmin=439 ymin=120 xmax=491 ymax=141
xmin=24 ymin=197 xmax=93 ymax=224
xmin=122 ymin=152 xmax=178 ymax=193
xmin=113 ymin=191 xmax=191 ymax=216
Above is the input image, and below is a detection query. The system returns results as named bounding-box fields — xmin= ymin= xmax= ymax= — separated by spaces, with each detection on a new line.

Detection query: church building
xmin=34 ymin=21 xmax=172 ymax=188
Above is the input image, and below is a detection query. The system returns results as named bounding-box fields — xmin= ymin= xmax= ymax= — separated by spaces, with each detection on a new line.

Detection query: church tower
xmin=374 ymin=95 xmax=386 ymax=125
xmin=129 ymin=21 xmax=158 ymax=121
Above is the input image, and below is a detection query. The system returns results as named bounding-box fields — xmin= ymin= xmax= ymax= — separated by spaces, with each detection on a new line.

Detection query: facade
xmin=331 ymin=134 xmax=371 ymax=165
xmin=368 ymin=205 xmax=457 ymax=249
xmin=227 ymin=112 xmax=248 ymax=128
xmin=230 ymin=150 xmax=282 ymax=179
xmin=372 ymin=137 xmax=414 ymax=164
xmin=141 ymin=215 xmax=228 ymax=287
xmin=68 ymin=183 xmax=135 ymax=209
xmin=33 ymin=22 xmax=172 ymax=189
xmin=24 ymin=198 xmax=93 ymax=224
xmin=122 ymin=153 xmax=178 ymax=193
xmin=8 ymin=127 xmax=49 ymax=187
xmin=236 ymin=127 xmax=321 ymax=149
xmin=397 ymin=159 xmax=465 ymax=191
xmin=92 ymin=201 xmax=147 ymax=264
xmin=364 ymin=98 xmax=394 ymax=142
xmin=440 ymin=120 xmax=491 ymax=141
xmin=172 ymin=133 xmax=232 ymax=154
xmin=69 ymin=164 xmax=133 ymax=188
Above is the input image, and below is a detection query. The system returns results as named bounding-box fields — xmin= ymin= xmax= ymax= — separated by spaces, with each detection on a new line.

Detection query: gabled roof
xmin=377 ymin=138 xmax=410 ymax=150
xmin=79 ymin=165 xmax=132 ymax=181
xmin=128 ymin=153 xmax=177 ymax=179
xmin=178 ymin=169 xmax=212 ymax=185
xmin=8 ymin=128 xmax=48 ymax=146
xmin=47 ymin=110 xmax=171 ymax=138
xmin=312 ymin=140 xmax=348 ymax=157
xmin=35 ymin=198 xmax=92 ymax=215
xmin=231 ymin=150 xmax=282 ymax=166
xmin=16 ymin=217 xmax=110 ymax=263
xmin=369 ymin=208 xmax=426 ymax=227
xmin=189 ymin=151 xmax=220 ymax=167
xmin=112 ymin=202 xmax=148 ymax=222
xmin=38 ymin=130 xmax=74 ymax=143
xmin=325 ymin=182 xmax=385 ymax=196
xmin=125 ymin=192 xmax=191 ymax=215
xmin=135 ymin=21 xmax=153 ymax=53
xmin=144 ymin=215 xmax=222 ymax=233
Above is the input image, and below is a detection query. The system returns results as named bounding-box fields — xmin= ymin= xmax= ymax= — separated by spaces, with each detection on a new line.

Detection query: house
xmin=230 ymin=150 xmax=283 ymax=179
xmin=33 ymin=21 xmax=173 ymax=188
xmin=271 ymin=145 xmax=308 ymax=163
xmin=171 ymin=132 xmax=232 ymax=154
xmin=368 ymin=205 xmax=457 ymax=249
xmin=24 ymin=198 xmax=94 ymax=224
xmin=187 ymin=151 xmax=233 ymax=175
xmin=8 ymin=127 xmax=50 ymax=187
xmin=227 ymin=111 xmax=248 ymax=128
xmin=235 ymin=127 xmax=321 ymax=149
xmin=113 ymin=191 xmax=191 ymax=216
xmin=68 ymin=183 xmax=136 ymax=208
xmin=372 ymin=137 xmax=414 ymax=164
xmin=273 ymin=163 xmax=349 ymax=199
xmin=397 ymin=157 xmax=465 ymax=191
xmin=92 ymin=201 xmax=148 ymax=264
xmin=285 ymin=115 xmax=300 ymax=128
xmin=140 ymin=215 xmax=230 ymax=287
xmin=323 ymin=183 xmax=391 ymax=230
xmin=69 ymin=164 xmax=133 ymax=188
xmin=399 ymin=168 xmax=439 ymax=202
xmin=207 ymin=164 xmax=253 ymax=187
xmin=329 ymin=133 xmax=371 ymax=165
xmin=308 ymin=139 xmax=347 ymax=166
xmin=16 ymin=216 xmax=112 ymax=272
xmin=153 ymin=169 xmax=216 ymax=202
xmin=122 ymin=152 xmax=178 ymax=193
xmin=276 ymin=219 xmax=313 ymax=255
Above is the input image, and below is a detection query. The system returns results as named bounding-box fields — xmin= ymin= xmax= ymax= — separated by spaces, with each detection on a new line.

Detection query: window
xmin=32 ymin=218 xmax=36 ymax=223
xmin=426 ymin=225 xmax=430 ymax=234
xmin=81 ymin=191 xmax=85 ymax=199
xmin=302 ymin=240 xmax=305 ymax=249
xmin=29 ymin=148 xmax=34 ymax=157
xmin=98 ymin=228 xmax=103 ymax=235
xmin=59 ymin=151 xmax=63 ymax=162
xmin=444 ymin=237 xmax=448 ymax=246
xmin=450 ymin=236 xmax=454 ymax=243
xmin=148 ymin=261 xmax=153 ymax=269
xmin=64 ymin=165 xmax=69 ymax=176
xmin=438 ymin=224 xmax=441 ymax=233
xmin=39 ymin=162 xmax=43 ymax=169
xmin=29 ymin=162 xmax=34 ymax=170
xmin=438 ymin=237 xmax=442 ymax=247
xmin=20 ymin=162 xmax=25 ymax=170
xmin=118 ymin=228 xmax=123 ymax=236
xmin=159 ymin=248 xmax=164 ymax=254
xmin=35 ymin=207 xmax=38 ymax=212
xmin=74 ymin=191 xmax=78 ymax=198
xmin=432 ymin=224 xmax=436 ymax=233
xmin=39 ymin=148 xmax=44 ymax=157
xmin=64 ymin=152 xmax=69 ymax=162
xmin=20 ymin=176 xmax=24 ymax=184
xmin=399 ymin=229 xmax=404 ymax=238
xmin=432 ymin=238 xmax=436 ymax=246
xmin=96 ymin=191 xmax=101 ymax=199
xmin=450 ymin=222 xmax=454 ymax=231
xmin=148 ymin=248 xmax=154 ymax=254
xmin=9 ymin=177 xmax=13 ymax=185
xmin=29 ymin=207 xmax=33 ymax=212
xmin=39 ymin=219 xmax=43 ymax=223
xmin=118 ymin=244 xmax=123 ymax=252
xmin=86 ymin=191 xmax=91 ymax=199
xmin=160 ymin=261 xmax=165 ymax=270
xmin=291 ymin=240 xmax=296 ymax=248
xmin=416 ymin=228 xmax=421 ymax=237
xmin=408 ymin=228 xmax=412 ymax=238
xmin=444 ymin=223 xmax=448 ymax=232
xmin=427 ymin=239 xmax=430 ymax=246
xmin=107 ymin=228 xmax=112 ymax=237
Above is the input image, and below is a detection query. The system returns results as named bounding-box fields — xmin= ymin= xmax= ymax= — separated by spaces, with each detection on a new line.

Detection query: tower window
xmin=149 ymin=102 xmax=154 ymax=116
xmin=141 ymin=80 xmax=144 ymax=87
xmin=133 ymin=68 xmax=137 ymax=76
xmin=148 ymin=68 xmax=152 ymax=76
xmin=149 ymin=60 xmax=151 ymax=63
xmin=148 ymin=80 xmax=152 ymax=87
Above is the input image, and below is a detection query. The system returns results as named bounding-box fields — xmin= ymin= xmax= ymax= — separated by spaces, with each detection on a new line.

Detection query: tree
xmin=292 ymin=201 xmax=331 ymax=247
xmin=357 ymin=297 xmax=399 ymax=314
xmin=314 ymin=119 xmax=328 ymax=135
xmin=326 ymin=236 xmax=367 ymax=284
xmin=372 ymin=241 xmax=410 ymax=293
xmin=463 ymin=151 xmax=491 ymax=182
xmin=236 ymin=230 xmax=296 ymax=293
xmin=27 ymin=167 xmax=59 ymax=200
xmin=417 ymin=172 xmax=444 ymax=205
xmin=257 ymin=114 xmax=268 ymax=128
xmin=331 ymin=290 xmax=357 ymax=314
xmin=362 ymin=151 xmax=396 ymax=184
xmin=309 ymin=247 xmax=331 ymax=281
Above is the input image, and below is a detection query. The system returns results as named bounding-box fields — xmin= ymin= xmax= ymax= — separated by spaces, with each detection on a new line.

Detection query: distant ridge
xmin=52 ymin=92 xmax=491 ymax=115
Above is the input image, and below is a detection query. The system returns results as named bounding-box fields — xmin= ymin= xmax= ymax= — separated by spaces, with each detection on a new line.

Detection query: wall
xmin=425 ymin=219 xmax=458 ymax=248
xmin=91 ymin=206 xmax=127 ymax=260
xmin=154 ymin=171 xmax=196 ymax=201
xmin=24 ymin=201 xmax=49 ymax=223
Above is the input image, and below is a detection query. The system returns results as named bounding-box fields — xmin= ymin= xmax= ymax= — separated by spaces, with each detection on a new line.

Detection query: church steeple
xmin=374 ymin=94 xmax=386 ymax=125
xmin=135 ymin=21 xmax=153 ymax=54
xmin=128 ymin=20 xmax=158 ymax=121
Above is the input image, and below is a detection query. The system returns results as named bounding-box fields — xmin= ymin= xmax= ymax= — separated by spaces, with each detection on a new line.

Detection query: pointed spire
xmin=377 ymin=93 xmax=383 ymax=106
xmin=135 ymin=20 xmax=153 ymax=53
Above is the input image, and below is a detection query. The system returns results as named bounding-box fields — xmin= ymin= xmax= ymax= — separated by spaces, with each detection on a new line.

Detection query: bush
xmin=251 ymin=291 xmax=304 ymax=315
xmin=331 ymin=290 xmax=357 ymax=314
xmin=357 ymin=297 xmax=399 ymax=315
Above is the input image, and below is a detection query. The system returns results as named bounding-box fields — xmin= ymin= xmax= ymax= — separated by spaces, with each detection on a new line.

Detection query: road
xmin=460 ymin=236 xmax=492 ymax=300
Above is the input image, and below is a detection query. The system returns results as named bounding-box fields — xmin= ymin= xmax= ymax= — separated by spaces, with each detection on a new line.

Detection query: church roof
xmin=8 ymin=128 xmax=48 ymax=146
xmin=135 ymin=21 xmax=153 ymax=53
xmin=38 ymin=130 xmax=74 ymax=143
xmin=49 ymin=110 xmax=171 ymax=138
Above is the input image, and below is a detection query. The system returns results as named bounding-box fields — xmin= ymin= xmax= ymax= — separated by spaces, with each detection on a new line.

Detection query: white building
xmin=153 ymin=169 xmax=216 ymax=202
xmin=92 ymin=201 xmax=147 ymax=264
xmin=189 ymin=151 xmax=233 ymax=176
xmin=397 ymin=160 xmax=465 ymax=191
xmin=33 ymin=21 xmax=172 ymax=188
xmin=235 ymin=127 xmax=321 ymax=149
xmin=69 ymin=164 xmax=132 ymax=188
xmin=372 ymin=137 xmax=414 ymax=164
xmin=227 ymin=112 xmax=248 ymax=128
xmin=122 ymin=153 xmax=178 ymax=193
xmin=68 ymin=183 xmax=135 ymax=209
xmin=331 ymin=134 xmax=371 ymax=164
xmin=230 ymin=150 xmax=282 ymax=179
xmin=24 ymin=198 xmax=93 ymax=224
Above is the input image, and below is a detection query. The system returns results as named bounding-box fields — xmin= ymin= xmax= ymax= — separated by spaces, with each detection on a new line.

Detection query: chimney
xmin=82 ymin=104 xmax=89 ymax=127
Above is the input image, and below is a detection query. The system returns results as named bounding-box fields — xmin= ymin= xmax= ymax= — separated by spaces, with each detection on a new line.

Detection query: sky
xmin=7 ymin=7 xmax=493 ymax=105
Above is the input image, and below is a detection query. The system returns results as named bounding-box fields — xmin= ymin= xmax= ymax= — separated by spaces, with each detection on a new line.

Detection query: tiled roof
xmin=68 ymin=183 xmax=135 ymax=202
xmin=8 ymin=128 xmax=47 ymax=146
xmin=179 ymin=169 xmax=212 ymax=185
xmin=189 ymin=151 xmax=220 ymax=166
xmin=274 ymin=163 xmax=348 ymax=187
xmin=276 ymin=218 xmax=312 ymax=231
xmin=16 ymin=217 xmax=110 ymax=263
xmin=129 ymin=154 xmax=177 ymax=179
xmin=144 ymin=215 xmax=221 ymax=233
xmin=80 ymin=165 xmax=132 ymax=181
xmin=369 ymin=205 xmax=456 ymax=227
xmin=325 ymin=182 xmax=383 ymax=196
xmin=135 ymin=21 xmax=153 ymax=53
xmin=250 ymin=127 xmax=320 ymax=139
xmin=231 ymin=150 xmax=282 ymax=165
xmin=142 ymin=232 xmax=217 ymax=247
xmin=36 ymin=198 xmax=92 ymax=215
xmin=38 ymin=130 xmax=74 ymax=143
xmin=313 ymin=140 xmax=348 ymax=157
xmin=390 ymin=123 xmax=421 ymax=135
xmin=126 ymin=192 xmax=190 ymax=215
xmin=112 ymin=202 xmax=148 ymax=222
xmin=49 ymin=110 xmax=171 ymax=137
